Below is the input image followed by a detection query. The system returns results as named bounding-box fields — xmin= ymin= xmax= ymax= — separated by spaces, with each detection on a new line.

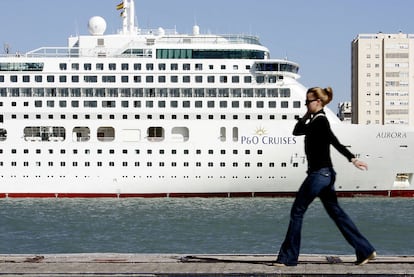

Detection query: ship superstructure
xmin=0 ymin=0 xmax=413 ymax=197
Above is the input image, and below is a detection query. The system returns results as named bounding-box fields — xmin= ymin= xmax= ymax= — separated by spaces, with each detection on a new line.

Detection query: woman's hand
xmin=351 ymin=158 xmax=368 ymax=171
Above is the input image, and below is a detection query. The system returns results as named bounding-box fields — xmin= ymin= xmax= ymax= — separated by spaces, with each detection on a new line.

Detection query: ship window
xmin=84 ymin=101 xmax=97 ymax=108
xmin=279 ymin=88 xmax=291 ymax=97
xmin=84 ymin=76 xmax=97 ymax=83
xmin=293 ymin=101 xmax=301 ymax=108
xmin=171 ymin=63 xmax=178 ymax=70
xmin=146 ymin=100 xmax=154 ymax=108
xmin=97 ymin=127 xmax=115 ymax=142
xmin=133 ymin=76 xmax=142 ymax=83
xmin=183 ymin=76 xmax=190 ymax=83
xmin=207 ymin=76 xmax=215 ymax=83
xmin=146 ymin=76 xmax=154 ymax=83
xmin=244 ymin=101 xmax=252 ymax=108
xmin=172 ymin=127 xmax=189 ymax=142
xmin=72 ymin=127 xmax=90 ymax=142
xmin=71 ymin=63 xmax=79 ymax=70
xmin=158 ymin=76 xmax=166 ymax=83
xmin=267 ymin=89 xmax=278 ymax=97
xmin=220 ymin=127 xmax=226 ymax=142
xmin=134 ymin=63 xmax=141 ymax=70
xmin=244 ymin=76 xmax=252 ymax=83
xmin=256 ymin=89 xmax=266 ymax=97
xmin=219 ymin=101 xmax=227 ymax=108
xmin=46 ymin=75 xmax=54 ymax=82
xmin=243 ymin=89 xmax=253 ymax=97
xmin=84 ymin=63 xmax=92 ymax=70
xmin=220 ymin=76 xmax=227 ymax=83
xmin=183 ymin=63 xmax=190 ymax=70
xmin=24 ymin=126 xmax=65 ymax=142
xmin=71 ymin=100 xmax=79 ymax=108
xmin=195 ymin=101 xmax=202 ymax=108
xmin=121 ymin=76 xmax=129 ymax=83
xmin=147 ymin=127 xmax=164 ymax=142
xmin=23 ymin=75 xmax=30 ymax=82
xmin=232 ymin=76 xmax=239 ymax=83
xmin=33 ymin=75 xmax=42 ymax=83
xmin=146 ymin=63 xmax=154 ymax=70
xmin=35 ymin=101 xmax=42 ymax=108
xmin=231 ymin=88 xmax=241 ymax=97
xmin=102 ymin=76 xmax=115 ymax=83
xmin=245 ymin=162 xmax=250 ymax=167
xmin=269 ymin=101 xmax=276 ymax=108
xmin=0 ymin=129 xmax=6 ymax=141
xmin=221 ymin=65 xmax=226 ymax=70
xmin=121 ymin=63 xmax=129 ymax=70
xmin=10 ymin=75 xmax=18 ymax=82
xmin=281 ymin=101 xmax=289 ymax=108
xmin=232 ymin=127 xmax=238 ymax=142
xmin=170 ymin=101 xmax=178 ymax=108
xmin=158 ymin=101 xmax=166 ymax=108
xmin=183 ymin=101 xmax=190 ymax=108
xmin=158 ymin=63 xmax=166 ymax=70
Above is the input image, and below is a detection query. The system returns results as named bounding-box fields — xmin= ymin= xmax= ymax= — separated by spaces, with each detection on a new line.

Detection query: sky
xmin=1 ymin=0 xmax=414 ymax=107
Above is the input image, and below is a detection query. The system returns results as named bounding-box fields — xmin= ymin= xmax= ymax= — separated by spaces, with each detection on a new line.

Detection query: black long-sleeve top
xmin=293 ymin=109 xmax=355 ymax=172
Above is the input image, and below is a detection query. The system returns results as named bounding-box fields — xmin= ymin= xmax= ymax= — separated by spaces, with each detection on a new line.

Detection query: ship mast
xmin=120 ymin=0 xmax=138 ymax=35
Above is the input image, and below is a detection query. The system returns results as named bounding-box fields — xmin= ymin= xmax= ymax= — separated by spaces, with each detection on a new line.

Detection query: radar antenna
xmin=3 ymin=43 xmax=10 ymax=54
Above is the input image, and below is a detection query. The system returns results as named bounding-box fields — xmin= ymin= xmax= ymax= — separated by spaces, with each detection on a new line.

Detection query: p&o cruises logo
xmin=240 ymin=127 xmax=297 ymax=145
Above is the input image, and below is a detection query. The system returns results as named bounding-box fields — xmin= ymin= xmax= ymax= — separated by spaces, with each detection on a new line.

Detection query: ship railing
xmin=134 ymin=28 xmax=261 ymax=45
xmin=157 ymin=34 xmax=262 ymax=45
xmin=24 ymin=47 xmax=80 ymax=58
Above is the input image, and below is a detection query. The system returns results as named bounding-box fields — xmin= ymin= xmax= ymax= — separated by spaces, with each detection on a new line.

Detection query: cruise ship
xmin=0 ymin=0 xmax=413 ymax=198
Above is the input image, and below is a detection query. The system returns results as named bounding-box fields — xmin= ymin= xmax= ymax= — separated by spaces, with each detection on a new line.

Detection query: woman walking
xmin=275 ymin=87 xmax=376 ymax=266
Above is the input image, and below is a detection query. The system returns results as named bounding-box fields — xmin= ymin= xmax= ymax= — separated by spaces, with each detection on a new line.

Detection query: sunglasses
xmin=305 ymin=99 xmax=319 ymax=105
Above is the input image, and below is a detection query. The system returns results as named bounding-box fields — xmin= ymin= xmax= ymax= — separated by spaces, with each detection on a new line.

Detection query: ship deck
xmin=1 ymin=253 xmax=413 ymax=276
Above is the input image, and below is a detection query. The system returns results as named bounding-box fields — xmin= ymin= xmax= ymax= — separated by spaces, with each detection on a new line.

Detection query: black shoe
xmin=355 ymin=251 xmax=376 ymax=265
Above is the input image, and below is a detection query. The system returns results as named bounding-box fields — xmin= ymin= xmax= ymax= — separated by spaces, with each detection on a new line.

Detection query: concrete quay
xmin=0 ymin=253 xmax=413 ymax=276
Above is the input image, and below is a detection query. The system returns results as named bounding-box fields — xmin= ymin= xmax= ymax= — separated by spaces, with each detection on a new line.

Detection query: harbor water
xmin=0 ymin=197 xmax=413 ymax=255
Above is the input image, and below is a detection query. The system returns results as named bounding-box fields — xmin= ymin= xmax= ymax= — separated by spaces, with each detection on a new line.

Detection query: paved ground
xmin=0 ymin=253 xmax=413 ymax=276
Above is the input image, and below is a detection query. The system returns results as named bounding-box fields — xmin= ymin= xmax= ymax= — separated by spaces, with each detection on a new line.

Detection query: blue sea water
xmin=0 ymin=197 xmax=412 ymax=255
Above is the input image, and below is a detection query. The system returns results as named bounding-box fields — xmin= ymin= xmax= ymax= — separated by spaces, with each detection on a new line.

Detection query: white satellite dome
xmin=88 ymin=16 xmax=107 ymax=35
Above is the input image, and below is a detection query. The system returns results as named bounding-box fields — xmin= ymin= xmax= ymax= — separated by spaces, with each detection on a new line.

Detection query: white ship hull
xmin=0 ymin=0 xmax=413 ymax=197
xmin=2 ymin=119 xmax=413 ymax=198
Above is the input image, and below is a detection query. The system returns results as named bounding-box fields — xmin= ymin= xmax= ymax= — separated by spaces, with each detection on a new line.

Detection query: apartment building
xmin=351 ymin=32 xmax=414 ymax=125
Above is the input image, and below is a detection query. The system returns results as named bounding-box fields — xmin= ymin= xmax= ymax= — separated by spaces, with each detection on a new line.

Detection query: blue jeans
xmin=276 ymin=167 xmax=375 ymax=266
